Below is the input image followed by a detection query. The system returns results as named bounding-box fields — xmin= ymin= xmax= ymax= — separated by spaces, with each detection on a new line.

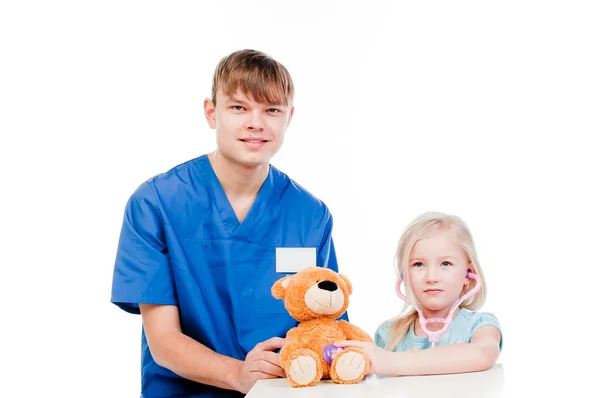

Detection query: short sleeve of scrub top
xmin=111 ymin=181 xmax=177 ymax=314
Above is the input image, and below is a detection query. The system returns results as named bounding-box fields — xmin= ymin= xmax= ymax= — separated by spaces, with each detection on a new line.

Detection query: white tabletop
xmin=247 ymin=364 xmax=505 ymax=398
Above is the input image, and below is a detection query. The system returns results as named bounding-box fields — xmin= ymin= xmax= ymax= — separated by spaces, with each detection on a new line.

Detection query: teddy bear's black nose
xmin=318 ymin=280 xmax=338 ymax=292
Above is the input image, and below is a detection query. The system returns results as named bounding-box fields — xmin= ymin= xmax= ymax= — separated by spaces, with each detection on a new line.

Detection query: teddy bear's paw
xmin=330 ymin=350 xmax=367 ymax=384
xmin=289 ymin=355 xmax=320 ymax=386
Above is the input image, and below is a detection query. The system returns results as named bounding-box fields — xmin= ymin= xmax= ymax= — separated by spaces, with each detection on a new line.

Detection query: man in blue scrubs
xmin=111 ymin=49 xmax=346 ymax=397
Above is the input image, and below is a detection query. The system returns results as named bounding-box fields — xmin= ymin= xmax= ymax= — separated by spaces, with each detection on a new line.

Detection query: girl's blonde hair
xmin=385 ymin=211 xmax=487 ymax=350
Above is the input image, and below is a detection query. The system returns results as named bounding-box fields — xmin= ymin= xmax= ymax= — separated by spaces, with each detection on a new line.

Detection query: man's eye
xmin=267 ymin=108 xmax=281 ymax=113
xmin=231 ymin=106 xmax=244 ymax=111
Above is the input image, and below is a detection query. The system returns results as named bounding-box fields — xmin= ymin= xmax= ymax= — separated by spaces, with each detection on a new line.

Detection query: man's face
xmin=204 ymin=88 xmax=294 ymax=168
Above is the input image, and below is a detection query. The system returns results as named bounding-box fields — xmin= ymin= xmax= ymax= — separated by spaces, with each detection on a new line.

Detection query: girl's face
xmin=408 ymin=228 xmax=471 ymax=317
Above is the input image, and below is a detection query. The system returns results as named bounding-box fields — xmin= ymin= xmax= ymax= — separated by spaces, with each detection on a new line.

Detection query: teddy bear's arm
xmin=284 ymin=326 xmax=301 ymax=341
xmin=337 ymin=320 xmax=374 ymax=343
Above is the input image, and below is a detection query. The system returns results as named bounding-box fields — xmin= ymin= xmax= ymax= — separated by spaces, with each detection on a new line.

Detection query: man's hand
xmin=233 ymin=337 xmax=290 ymax=394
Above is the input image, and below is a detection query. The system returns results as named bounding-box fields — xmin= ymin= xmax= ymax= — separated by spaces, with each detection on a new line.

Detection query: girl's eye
xmin=441 ymin=261 xmax=452 ymax=267
xmin=412 ymin=262 xmax=424 ymax=267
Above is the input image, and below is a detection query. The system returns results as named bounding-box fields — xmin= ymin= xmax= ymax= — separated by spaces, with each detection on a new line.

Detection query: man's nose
xmin=245 ymin=110 xmax=264 ymax=131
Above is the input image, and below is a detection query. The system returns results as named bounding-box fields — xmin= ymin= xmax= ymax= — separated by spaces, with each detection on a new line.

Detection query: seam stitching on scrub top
xmin=316 ymin=209 xmax=332 ymax=255
xmin=144 ymin=181 xmax=170 ymax=226
xmin=201 ymin=155 xmax=237 ymax=235
xmin=184 ymin=237 xmax=274 ymax=250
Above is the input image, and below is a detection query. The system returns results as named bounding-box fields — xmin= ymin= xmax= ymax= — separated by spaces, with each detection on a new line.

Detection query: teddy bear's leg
xmin=280 ymin=343 xmax=323 ymax=387
xmin=329 ymin=347 xmax=369 ymax=384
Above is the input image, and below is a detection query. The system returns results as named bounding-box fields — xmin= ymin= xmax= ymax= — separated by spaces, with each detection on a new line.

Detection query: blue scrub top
xmin=111 ymin=154 xmax=346 ymax=397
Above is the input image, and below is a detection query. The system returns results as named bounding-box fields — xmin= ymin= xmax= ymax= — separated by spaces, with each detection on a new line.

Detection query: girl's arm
xmin=386 ymin=325 xmax=501 ymax=375
xmin=335 ymin=325 xmax=501 ymax=376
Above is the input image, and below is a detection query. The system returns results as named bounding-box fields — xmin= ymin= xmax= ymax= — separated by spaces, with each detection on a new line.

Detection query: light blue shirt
xmin=375 ymin=309 xmax=503 ymax=352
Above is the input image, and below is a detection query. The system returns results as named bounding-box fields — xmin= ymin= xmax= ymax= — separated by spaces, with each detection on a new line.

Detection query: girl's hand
xmin=333 ymin=341 xmax=394 ymax=376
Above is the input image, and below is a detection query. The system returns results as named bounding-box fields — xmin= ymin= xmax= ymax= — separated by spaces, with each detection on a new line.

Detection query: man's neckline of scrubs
xmin=199 ymin=154 xmax=276 ymax=240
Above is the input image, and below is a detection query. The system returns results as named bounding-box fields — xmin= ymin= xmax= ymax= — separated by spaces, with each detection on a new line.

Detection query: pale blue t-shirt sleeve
xmin=374 ymin=321 xmax=391 ymax=349
xmin=468 ymin=312 xmax=503 ymax=351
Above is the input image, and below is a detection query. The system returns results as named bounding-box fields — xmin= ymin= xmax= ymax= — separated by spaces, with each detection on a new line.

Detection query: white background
xmin=1 ymin=1 xmax=599 ymax=396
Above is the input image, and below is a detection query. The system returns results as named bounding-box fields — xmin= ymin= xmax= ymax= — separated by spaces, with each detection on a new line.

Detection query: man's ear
xmin=338 ymin=273 xmax=353 ymax=295
xmin=287 ymin=106 xmax=295 ymax=127
xmin=272 ymin=276 xmax=292 ymax=299
xmin=204 ymin=98 xmax=217 ymax=129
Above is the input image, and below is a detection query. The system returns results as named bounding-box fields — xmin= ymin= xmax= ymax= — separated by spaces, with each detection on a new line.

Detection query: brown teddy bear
xmin=271 ymin=267 xmax=374 ymax=387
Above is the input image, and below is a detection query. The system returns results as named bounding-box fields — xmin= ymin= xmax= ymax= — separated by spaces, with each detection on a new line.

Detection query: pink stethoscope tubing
xmin=395 ymin=269 xmax=482 ymax=347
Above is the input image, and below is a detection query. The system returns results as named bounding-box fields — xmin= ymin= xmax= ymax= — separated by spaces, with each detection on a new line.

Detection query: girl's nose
xmin=424 ymin=266 xmax=440 ymax=283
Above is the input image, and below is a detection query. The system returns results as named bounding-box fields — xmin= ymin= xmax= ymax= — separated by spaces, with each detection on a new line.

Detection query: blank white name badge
xmin=275 ymin=247 xmax=316 ymax=273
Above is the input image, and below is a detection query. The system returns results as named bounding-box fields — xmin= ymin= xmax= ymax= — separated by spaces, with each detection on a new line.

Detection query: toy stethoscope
xmin=395 ymin=269 xmax=482 ymax=347
xmin=322 ymin=269 xmax=482 ymax=363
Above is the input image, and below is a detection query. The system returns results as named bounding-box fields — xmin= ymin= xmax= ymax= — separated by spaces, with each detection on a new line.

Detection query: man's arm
xmin=140 ymin=304 xmax=288 ymax=394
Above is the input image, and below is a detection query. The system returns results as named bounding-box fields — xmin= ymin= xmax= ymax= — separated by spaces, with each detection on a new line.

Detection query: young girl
xmin=335 ymin=211 xmax=502 ymax=376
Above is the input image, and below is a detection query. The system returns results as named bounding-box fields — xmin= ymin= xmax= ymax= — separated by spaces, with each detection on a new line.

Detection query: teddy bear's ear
xmin=338 ymin=273 xmax=353 ymax=295
xmin=271 ymin=276 xmax=292 ymax=299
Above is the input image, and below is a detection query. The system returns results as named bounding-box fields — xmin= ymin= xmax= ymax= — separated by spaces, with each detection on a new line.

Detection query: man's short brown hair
xmin=211 ymin=49 xmax=294 ymax=106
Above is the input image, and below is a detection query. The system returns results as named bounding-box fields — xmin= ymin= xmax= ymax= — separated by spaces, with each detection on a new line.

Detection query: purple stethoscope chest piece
xmin=322 ymin=343 xmax=345 ymax=365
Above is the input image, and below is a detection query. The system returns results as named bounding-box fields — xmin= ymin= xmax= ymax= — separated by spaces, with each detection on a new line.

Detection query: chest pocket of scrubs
xmin=253 ymin=246 xmax=289 ymax=315
xmin=181 ymin=238 xmax=256 ymax=318
xmin=183 ymin=238 xmax=287 ymax=315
